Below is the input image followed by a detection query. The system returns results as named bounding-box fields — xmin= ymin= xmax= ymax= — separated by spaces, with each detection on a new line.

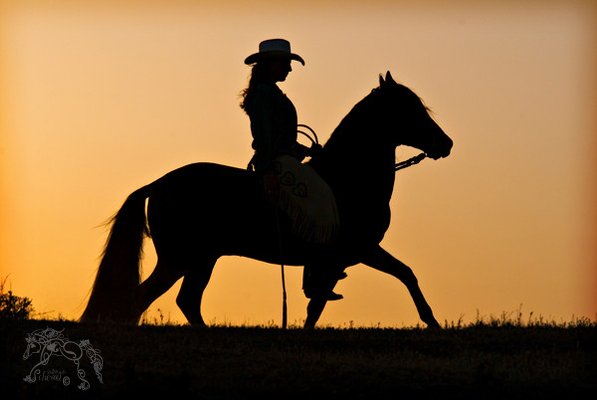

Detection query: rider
xmin=240 ymin=39 xmax=313 ymax=177
xmin=240 ymin=39 xmax=343 ymax=301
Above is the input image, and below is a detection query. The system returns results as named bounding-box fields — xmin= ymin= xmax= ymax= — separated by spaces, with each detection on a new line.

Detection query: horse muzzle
xmin=426 ymin=135 xmax=453 ymax=160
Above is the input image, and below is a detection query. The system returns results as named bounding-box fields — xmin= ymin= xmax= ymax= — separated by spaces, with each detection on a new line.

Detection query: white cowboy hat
xmin=244 ymin=39 xmax=305 ymax=66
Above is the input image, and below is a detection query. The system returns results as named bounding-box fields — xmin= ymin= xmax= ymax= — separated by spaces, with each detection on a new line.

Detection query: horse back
xmin=145 ymin=162 xmax=307 ymax=263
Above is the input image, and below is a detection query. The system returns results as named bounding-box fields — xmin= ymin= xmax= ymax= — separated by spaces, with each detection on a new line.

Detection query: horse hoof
xmin=426 ymin=320 xmax=441 ymax=329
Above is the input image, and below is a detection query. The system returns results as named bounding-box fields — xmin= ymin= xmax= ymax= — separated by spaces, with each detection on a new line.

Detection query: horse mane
xmin=311 ymin=75 xmax=432 ymax=166
xmin=330 ymin=83 xmax=383 ymax=136
xmin=309 ymin=78 xmax=390 ymax=171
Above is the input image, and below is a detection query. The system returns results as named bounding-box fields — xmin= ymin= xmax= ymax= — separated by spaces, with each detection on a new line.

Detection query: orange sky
xmin=1 ymin=0 xmax=596 ymax=327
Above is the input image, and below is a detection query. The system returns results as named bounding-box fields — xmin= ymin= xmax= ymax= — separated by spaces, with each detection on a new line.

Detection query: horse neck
xmin=310 ymin=117 xmax=397 ymax=203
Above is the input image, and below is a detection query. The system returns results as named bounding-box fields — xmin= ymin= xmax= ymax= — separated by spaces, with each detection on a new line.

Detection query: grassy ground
xmin=1 ymin=318 xmax=595 ymax=399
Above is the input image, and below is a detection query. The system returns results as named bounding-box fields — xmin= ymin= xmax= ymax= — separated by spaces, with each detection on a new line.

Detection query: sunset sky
xmin=1 ymin=0 xmax=595 ymax=327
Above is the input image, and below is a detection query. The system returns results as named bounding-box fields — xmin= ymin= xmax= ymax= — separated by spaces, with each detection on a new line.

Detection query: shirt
xmin=245 ymin=83 xmax=298 ymax=172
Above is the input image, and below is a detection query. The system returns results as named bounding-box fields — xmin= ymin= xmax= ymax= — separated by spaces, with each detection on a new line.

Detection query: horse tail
xmin=80 ymin=185 xmax=151 ymax=323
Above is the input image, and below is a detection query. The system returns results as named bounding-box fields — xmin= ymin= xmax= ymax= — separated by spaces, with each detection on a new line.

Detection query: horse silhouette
xmin=81 ymin=72 xmax=453 ymax=328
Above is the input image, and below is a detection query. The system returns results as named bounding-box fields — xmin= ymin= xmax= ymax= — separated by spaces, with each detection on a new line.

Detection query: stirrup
xmin=304 ymin=289 xmax=343 ymax=301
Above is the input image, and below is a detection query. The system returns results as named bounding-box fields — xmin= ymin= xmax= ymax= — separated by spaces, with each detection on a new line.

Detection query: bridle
xmin=394 ymin=152 xmax=426 ymax=171
xmin=299 ymin=124 xmax=427 ymax=172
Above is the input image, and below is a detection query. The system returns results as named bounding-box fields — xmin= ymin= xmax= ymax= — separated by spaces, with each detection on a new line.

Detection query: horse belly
xmin=146 ymin=166 xmax=310 ymax=265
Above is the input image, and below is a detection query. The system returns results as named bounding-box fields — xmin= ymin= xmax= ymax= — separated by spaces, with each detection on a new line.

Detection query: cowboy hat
xmin=244 ymin=39 xmax=305 ymax=66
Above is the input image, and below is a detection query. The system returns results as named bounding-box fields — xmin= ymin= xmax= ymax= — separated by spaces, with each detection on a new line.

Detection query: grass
xmin=1 ymin=314 xmax=595 ymax=399
xmin=0 ymin=276 xmax=34 ymax=320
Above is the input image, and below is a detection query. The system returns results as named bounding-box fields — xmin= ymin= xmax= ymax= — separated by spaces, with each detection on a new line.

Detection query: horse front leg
xmin=362 ymin=245 xmax=441 ymax=328
xmin=304 ymin=298 xmax=327 ymax=328
xmin=302 ymin=262 xmax=345 ymax=328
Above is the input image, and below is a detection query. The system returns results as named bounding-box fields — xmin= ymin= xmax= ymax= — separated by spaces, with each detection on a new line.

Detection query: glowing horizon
xmin=1 ymin=0 xmax=595 ymax=326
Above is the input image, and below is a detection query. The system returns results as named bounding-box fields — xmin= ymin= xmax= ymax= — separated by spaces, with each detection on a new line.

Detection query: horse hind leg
xmin=137 ymin=259 xmax=184 ymax=322
xmin=176 ymin=257 xmax=217 ymax=326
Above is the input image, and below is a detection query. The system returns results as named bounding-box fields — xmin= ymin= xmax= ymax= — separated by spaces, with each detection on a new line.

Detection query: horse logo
xmin=23 ymin=327 xmax=103 ymax=390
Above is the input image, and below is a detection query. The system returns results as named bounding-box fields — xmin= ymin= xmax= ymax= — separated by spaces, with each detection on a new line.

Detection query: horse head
xmin=377 ymin=71 xmax=453 ymax=160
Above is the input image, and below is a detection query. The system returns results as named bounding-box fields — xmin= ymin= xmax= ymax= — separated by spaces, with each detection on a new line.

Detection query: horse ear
xmin=379 ymin=74 xmax=386 ymax=87
xmin=385 ymin=71 xmax=397 ymax=85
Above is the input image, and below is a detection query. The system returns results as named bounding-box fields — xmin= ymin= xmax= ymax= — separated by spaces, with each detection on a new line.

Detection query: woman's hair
xmin=240 ymin=61 xmax=274 ymax=113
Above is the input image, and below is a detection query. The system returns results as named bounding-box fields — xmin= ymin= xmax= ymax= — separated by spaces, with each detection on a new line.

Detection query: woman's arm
xmin=249 ymin=84 xmax=275 ymax=172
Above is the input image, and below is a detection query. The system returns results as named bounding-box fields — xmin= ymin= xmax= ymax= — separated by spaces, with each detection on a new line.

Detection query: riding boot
xmin=303 ymin=264 xmax=345 ymax=301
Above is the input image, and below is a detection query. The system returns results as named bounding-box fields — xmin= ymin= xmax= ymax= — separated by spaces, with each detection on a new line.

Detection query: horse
xmin=80 ymin=71 xmax=453 ymax=328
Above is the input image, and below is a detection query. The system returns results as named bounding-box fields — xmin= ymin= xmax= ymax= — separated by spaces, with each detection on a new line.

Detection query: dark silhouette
xmin=241 ymin=39 xmax=311 ymax=174
xmin=81 ymin=72 xmax=453 ymax=328
xmin=242 ymin=39 xmax=341 ymax=303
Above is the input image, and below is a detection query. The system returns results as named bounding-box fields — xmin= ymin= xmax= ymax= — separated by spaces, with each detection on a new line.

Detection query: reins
xmin=395 ymin=152 xmax=427 ymax=171
xmin=300 ymin=123 xmax=427 ymax=172
xmin=302 ymin=123 xmax=427 ymax=172
xmin=297 ymin=124 xmax=320 ymax=146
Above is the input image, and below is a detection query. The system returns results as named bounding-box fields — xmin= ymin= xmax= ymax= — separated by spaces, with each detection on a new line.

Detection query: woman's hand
xmin=294 ymin=143 xmax=322 ymax=161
